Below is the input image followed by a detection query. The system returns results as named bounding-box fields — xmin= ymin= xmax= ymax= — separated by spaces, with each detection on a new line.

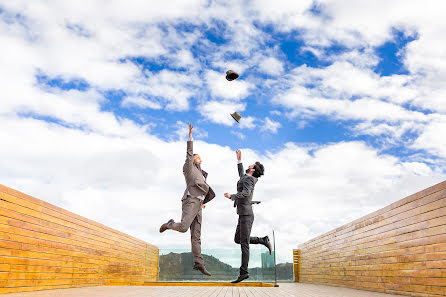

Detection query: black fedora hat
xmin=226 ymin=70 xmax=239 ymax=81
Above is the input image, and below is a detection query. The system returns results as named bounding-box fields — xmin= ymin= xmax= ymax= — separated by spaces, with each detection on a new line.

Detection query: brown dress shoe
xmin=159 ymin=219 xmax=174 ymax=233
xmin=193 ymin=263 xmax=211 ymax=276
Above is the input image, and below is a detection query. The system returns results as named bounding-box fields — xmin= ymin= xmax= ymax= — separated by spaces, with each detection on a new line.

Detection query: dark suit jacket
xmin=230 ymin=162 xmax=257 ymax=216
xmin=182 ymin=141 xmax=215 ymax=204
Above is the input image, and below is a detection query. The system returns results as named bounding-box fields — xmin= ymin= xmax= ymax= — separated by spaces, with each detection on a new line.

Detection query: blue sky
xmin=30 ymin=21 xmax=426 ymax=156
xmin=1 ymin=1 xmax=446 ymax=264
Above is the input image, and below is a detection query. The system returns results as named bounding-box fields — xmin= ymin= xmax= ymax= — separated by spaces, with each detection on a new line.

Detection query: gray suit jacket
xmin=182 ymin=141 xmax=215 ymax=204
xmin=230 ymin=162 xmax=257 ymax=216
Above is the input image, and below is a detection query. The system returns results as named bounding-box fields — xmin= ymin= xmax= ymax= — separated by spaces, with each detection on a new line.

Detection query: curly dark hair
xmin=252 ymin=161 xmax=264 ymax=178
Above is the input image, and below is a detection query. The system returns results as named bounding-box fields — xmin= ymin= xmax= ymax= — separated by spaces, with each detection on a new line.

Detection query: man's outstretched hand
xmin=236 ymin=149 xmax=241 ymax=161
xmin=224 ymin=193 xmax=231 ymax=199
xmin=188 ymin=122 xmax=194 ymax=141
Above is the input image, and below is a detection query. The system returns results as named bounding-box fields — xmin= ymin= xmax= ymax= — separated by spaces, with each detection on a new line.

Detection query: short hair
xmin=252 ymin=162 xmax=264 ymax=178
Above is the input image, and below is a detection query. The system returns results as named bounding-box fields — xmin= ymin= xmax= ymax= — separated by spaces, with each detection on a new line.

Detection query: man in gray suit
xmin=224 ymin=149 xmax=271 ymax=283
xmin=159 ymin=122 xmax=215 ymax=276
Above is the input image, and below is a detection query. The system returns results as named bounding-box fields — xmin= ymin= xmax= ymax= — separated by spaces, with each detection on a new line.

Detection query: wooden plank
xmin=0 ymin=185 xmax=153 ymax=248
xmin=298 ymin=180 xmax=446 ymax=297
xmin=0 ymin=235 xmax=148 ymax=266
xmin=0 ymin=237 xmax=150 ymax=266
xmin=0 ymin=195 xmax=148 ymax=252
xmin=301 ymin=215 xmax=446 ymax=259
xmin=300 ymin=231 xmax=446 ymax=266
xmin=302 ymin=204 xmax=446 ymax=256
xmin=0 ymin=206 xmax=147 ymax=253
xmin=143 ymin=282 xmax=275 ymax=287
xmin=301 ymin=187 xmax=446 ymax=249
xmin=0 ymin=222 xmax=147 ymax=261
xmin=301 ymin=195 xmax=446 ymax=251
xmin=0 ymin=184 xmax=159 ymax=293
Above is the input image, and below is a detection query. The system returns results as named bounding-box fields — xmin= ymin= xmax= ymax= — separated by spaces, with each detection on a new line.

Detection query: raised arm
xmin=183 ymin=122 xmax=194 ymax=171
xmin=223 ymin=149 xmax=248 ymax=200
xmin=236 ymin=149 xmax=244 ymax=178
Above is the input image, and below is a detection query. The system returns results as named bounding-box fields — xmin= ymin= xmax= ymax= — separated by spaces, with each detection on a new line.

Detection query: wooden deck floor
xmin=1 ymin=283 xmax=404 ymax=297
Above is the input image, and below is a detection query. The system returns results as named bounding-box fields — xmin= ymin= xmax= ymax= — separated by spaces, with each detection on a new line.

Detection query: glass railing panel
xmin=158 ymin=246 xmax=293 ymax=282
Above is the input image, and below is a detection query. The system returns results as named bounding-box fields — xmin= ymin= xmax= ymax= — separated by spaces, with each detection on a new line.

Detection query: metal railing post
xmin=273 ymin=230 xmax=279 ymax=287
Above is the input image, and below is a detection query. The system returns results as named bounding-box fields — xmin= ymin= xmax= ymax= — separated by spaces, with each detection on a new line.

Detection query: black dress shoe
xmin=159 ymin=219 xmax=174 ymax=233
xmin=193 ymin=263 xmax=211 ymax=276
xmin=263 ymin=236 xmax=272 ymax=255
xmin=231 ymin=273 xmax=249 ymax=283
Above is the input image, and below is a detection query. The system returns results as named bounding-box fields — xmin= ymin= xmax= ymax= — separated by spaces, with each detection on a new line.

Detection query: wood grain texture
xmin=293 ymin=249 xmax=300 ymax=283
xmin=297 ymin=180 xmax=446 ymax=297
xmin=0 ymin=184 xmax=159 ymax=294
xmin=143 ymin=282 xmax=275 ymax=287
xmin=0 ymin=283 xmax=415 ymax=297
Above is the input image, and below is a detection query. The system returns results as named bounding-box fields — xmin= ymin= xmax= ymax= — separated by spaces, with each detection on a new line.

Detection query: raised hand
xmin=236 ymin=149 xmax=242 ymax=161
xmin=188 ymin=122 xmax=194 ymax=140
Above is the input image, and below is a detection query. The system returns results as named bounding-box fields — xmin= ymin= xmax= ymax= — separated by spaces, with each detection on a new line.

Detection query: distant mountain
xmin=159 ymin=252 xmax=293 ymax=281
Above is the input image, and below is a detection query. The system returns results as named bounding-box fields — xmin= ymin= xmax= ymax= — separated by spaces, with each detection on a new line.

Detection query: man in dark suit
xmin=159 ymin=122 xmax=215 ymax=276
xmin=224 ymin=149 xmax=271 ymax=283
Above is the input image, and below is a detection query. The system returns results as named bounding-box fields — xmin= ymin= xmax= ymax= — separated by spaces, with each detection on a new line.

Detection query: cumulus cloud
xmin=231 ymin=130 xmax=246 ymax=140
xmin=200 ymin=101 xmax=246 ymax=126
xmin=412 ymin=119 xmax=446 ymax=159
xmin=258 ymin=57 xmax=284 ymax=76
xmin=268 ymin=61 xmax=432 ymax=144
xmin=1 ymin=117 xmax=443 ymax=264
xmin=239 ymin=116 xmax=256 ymax=129
xmin=121 ymin=96 xmax=162 ymax=110
xmin=2 ymin=0 xmax=446 ymax=266
xmin=260 ymin=117 xmax=281 ymax=134
xmin=205 ymin=70 xmax=253 ymax=100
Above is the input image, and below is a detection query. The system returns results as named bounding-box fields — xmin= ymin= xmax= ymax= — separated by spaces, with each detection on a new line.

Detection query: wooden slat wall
xmin=0 ymin=184 xmax=159 ymax=294
xmin=298 ymin=180 xmax=446 ymax=297
xmin=293 ymin=249 xmax=300 ymax=283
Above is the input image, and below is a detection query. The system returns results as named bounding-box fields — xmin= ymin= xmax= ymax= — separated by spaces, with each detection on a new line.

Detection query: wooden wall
xmin=0 ymin=184 xmax=159 ymax=294
xmin=298 ymin=180 xmax=446 ymax=297
xmin=293 ymin=249 xmax=300 ymax=283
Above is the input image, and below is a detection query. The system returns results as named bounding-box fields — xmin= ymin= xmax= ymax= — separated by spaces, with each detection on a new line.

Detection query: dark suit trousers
xmin=234 ymin=215 xmax=263 ymax=275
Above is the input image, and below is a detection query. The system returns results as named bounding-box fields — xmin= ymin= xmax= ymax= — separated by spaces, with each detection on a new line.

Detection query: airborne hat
xmin=226 ymin=70 xmax=239 ymax=81
xmin=230 ymin=111 xmax=242 ymax=123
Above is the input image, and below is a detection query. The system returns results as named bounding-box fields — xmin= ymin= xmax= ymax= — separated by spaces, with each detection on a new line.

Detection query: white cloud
xmin=258 ymin=57 xmax=284 ymax=76
xmin=173 ymin=121 xmax=208 ymax=141
xmin=231 ymin=130 xmax=246 ymax=140
xmin=239 ymin=116 xmax=256 ymax=129
xmin=141 ymin=70 xmax=200 ymax=111
xmin=205 ymin=70 xmax=253 ymax=100
xmin=1 ymin=117 xmax=443 ymax=265
xmin=2 ymin=0 xmax=446 ymax=266
xmin=269 ymin=61 xmax=432 ymax=142
xmin=200 ymin=101 xmax=246 ymax=126
xmin=0 ymin=0 xmax=207 ymax=115
xmin=250 ymin=0 xmax=315 ymax=31
xmin=121 ymin=96 xmax=162 ymax=110
xmin=261 ymin=117 xmax=281 ymax=134
xmin=412 ymin=119 xmax=446 ymax=159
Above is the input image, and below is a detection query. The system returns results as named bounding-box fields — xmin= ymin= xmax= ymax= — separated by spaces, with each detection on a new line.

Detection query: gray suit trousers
xmin=169 ymin=196 xmax=204 ymax=265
